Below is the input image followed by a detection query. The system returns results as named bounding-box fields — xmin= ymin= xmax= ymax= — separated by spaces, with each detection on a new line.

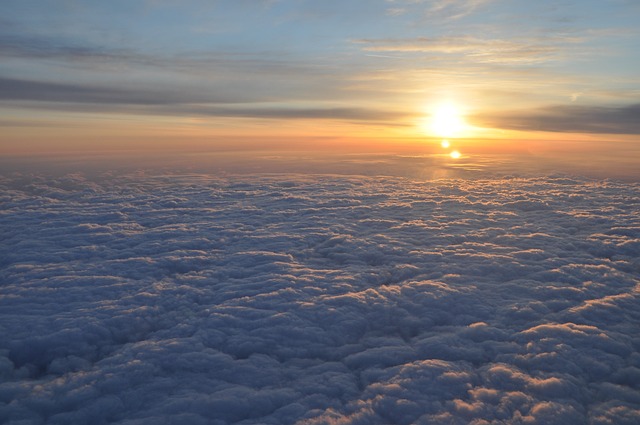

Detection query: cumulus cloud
xmin=1 ymin=172 xmax=639 ymax=424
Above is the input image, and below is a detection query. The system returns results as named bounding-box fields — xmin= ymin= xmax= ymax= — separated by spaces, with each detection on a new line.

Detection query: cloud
xmin=1 ymin=171 xmax=639 ymax=424
xmin=0 ymin=31 xmax=412 ymax=124
xmin=179 ymin=104 xmax=410 ymax=122
xmin=0 ymin=77 xmax=196 ymax=105
xmin=353 ymin=35 xmax=579 ymax=64
xmin=472 ymin=103 xmax=640 ymax=135
xmin=386 ymin=7 xmax=407 ymax=17
xmin=0 ymin=77 xmax=408 ymax=123
xmin=0 ymin=33 xmax=134 ymax=62
xmin=0 ymin=33 xmax=318 ymax=78
xmin=426 ymin=0 xmax=495 ymax=20
xmin=0 ymin=33 xmax=369 ymax=111
xmin=385 ymin=0 xmax=496 ymax=21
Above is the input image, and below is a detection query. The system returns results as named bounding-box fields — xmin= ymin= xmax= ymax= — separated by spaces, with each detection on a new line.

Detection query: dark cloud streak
xmin=0 ymin=33 xmax=396 ymax=122
xmin=0 ymin=77 xmax=182 ymax=105
xmin=473 ymin=103 xmax=640 ymax=135
xmin=180 ymin=105 xmax=410 ymax=122
xmin=0 ymin=34 xmax=131 ymax=62
xmin=0 ymin=33 xmax=326 ymax=76
xmin=0 ymin=77 xmax=408 ymax=123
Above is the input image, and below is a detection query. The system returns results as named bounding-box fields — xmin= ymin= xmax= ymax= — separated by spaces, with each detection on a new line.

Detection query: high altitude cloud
xmin=0 ymin=77 xmax=406 ymax=123
xmin=386 ymin=0 xmax=495 ymax=21
xmin=1 ymin=172 xmax=639 ymax=424
xmin=0 ymin=30 xmax=408 ymax=124
xmin=426 ymin=0 xmax=495 ymax=20
xmin=0 ymin=77 xmax=206 ymax=105
xmin=472 ymin=103 xmax=640 ymax=135
xmin=354 ymin=35 xmax=580 ymax=64
xmin=0 ymin=32 xmax=371 ymax=114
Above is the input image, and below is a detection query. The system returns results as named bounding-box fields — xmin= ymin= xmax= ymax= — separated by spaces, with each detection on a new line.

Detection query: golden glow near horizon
xmin=450 ymin=150 xmax=461 ymax=159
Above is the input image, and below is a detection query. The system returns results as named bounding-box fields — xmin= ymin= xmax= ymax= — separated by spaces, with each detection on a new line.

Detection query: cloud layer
xmin=1 ymin=172 xmax=639 ymax=424
xmin=0 ymin=77 xmax=404 ymax=122
xmin=472 ymin=103 xmax=640 ymax=135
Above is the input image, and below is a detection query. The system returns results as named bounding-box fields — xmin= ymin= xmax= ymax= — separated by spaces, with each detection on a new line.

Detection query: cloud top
xmin=1 ymin=172 xmax=639 ymax=424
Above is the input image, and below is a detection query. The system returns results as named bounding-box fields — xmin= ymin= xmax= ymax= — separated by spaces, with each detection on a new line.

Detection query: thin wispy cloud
xmin=354 ymin=35 xmax=582 ymax=65
xmin=386 ymin=7 xmax=407 ymax=17
xmin=385 ymin=0 xmax=496 ymax=21
xmin=427 ymin=0 xmax=495 ymax=20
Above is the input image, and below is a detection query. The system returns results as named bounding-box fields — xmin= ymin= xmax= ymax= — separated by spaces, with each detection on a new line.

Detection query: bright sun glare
xmin=429 ymin=103 xmax=466 ymax=138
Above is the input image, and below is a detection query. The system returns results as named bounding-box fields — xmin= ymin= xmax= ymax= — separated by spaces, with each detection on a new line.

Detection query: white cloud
xmin=0 ymin=172 xmax=639 ymax=424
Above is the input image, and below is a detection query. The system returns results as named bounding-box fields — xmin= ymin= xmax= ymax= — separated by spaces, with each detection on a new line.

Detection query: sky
xmin=1 ymin=0 xmax=639 ymax=158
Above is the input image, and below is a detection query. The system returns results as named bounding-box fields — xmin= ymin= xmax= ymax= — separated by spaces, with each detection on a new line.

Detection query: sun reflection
xmin=441 ymin=139 xmax=450 ymax=148
xmin=450 ymin=150 xmax=461 ymax=159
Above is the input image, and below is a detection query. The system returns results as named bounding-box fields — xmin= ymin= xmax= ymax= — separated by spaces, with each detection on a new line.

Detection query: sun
xmin=428 ymin=103 xmax=466 ymax=138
